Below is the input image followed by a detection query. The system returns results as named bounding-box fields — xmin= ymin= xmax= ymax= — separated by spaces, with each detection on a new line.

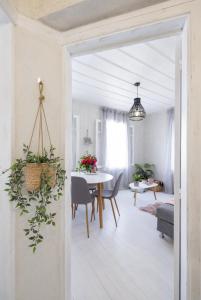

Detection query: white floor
xmin=72 ymin=190 xmax=174 ymax=300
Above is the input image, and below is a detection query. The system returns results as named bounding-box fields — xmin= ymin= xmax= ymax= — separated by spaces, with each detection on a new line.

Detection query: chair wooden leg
xmin=97 ymin=198 xmax=99 ymax=212
xmin=110 ymin=198 xmax=117 ymax=227
xmin=101 ymin=183 xmax=105 ymax=210
xmin=90 ymin=203 xmax=93 ymax=222
xmin=114 ymin=197 xmax=120 ymax=216
xmin=72 ymin=204 xmax=76 ymax=219
xmin=85 ymin=204 xmax=90 ymax=238
xmin=93 ymin=201 xmax=95 ymax=221
xmin=134 ymin=191 xmax=137 ymax=206
xmin=71 ymin=203 xmax=73 ymax=219
xmin=91 ymin=201 xmax=95 ymax=222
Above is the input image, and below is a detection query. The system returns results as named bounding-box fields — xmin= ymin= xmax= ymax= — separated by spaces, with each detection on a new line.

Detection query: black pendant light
xmin=128 ymin=82 xmax=146 ymax=121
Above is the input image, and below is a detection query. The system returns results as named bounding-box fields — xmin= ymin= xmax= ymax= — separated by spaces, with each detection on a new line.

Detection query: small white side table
xmin=129 ymin=182 xmax=158 ymax=206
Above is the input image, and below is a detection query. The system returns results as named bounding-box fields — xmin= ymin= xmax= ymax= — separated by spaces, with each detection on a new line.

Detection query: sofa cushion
xmin=156 ymin=203 xmax=174 ymax=224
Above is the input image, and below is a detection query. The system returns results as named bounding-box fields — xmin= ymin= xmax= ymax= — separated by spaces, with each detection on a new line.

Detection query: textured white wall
xmin=0 ymin=23 xmax=14 ymax=300
xmin=132 ymin=120 xmax=144 ymax=165
xmin=73 ymin=100 xmax=101 ymax=159
xmin=14 ymin=26 xmax=68 ymax=300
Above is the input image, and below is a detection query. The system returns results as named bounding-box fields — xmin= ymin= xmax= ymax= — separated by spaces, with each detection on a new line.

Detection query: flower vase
xmin=91 ymin=166 xmax=97 ymax=173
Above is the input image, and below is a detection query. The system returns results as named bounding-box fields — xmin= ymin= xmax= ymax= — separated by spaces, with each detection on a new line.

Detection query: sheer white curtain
xmin=101 ymin=108 xmax=130 ymax=189
xmin=164 ymin=108 xmax=174 ymax=194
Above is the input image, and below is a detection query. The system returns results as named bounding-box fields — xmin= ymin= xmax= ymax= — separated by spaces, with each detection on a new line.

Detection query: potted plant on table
xmin=133 ymin=174 xmax=142 ymax=186
xmin=79 ymin=154 xmax=97 ymax=173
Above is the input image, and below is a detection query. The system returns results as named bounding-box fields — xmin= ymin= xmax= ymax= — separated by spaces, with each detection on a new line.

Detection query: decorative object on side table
xmin=2 ymin=79 xmax=66 ymax=252
xmin=79 ymin=154 xmax=97 ymax=173
xmin=150 ymin=180 xmax=164 ymax=192
xmin=132 ymin=174 xmax=142 ymax=186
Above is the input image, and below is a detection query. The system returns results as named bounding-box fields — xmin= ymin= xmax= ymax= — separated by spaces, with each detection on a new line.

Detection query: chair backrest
xmin=71 ymin=176 xmax=93 ymax=205
xmin=111 ymin=172 xmax=123 ymax=198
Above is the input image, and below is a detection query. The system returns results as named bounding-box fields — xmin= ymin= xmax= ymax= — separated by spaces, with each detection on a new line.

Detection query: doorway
xmin=65 ymin=16 xmax=188 ymax=300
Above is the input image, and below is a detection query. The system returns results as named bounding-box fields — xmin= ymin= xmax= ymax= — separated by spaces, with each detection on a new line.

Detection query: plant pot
xmin=24 ymin=163 xmax=56 ymax=191
xmin=141 ymin=179 xmax=147 ymax=184
xmin=91 ymin=166 xmax=97 ymax=173
xmin=134 ymin=181 xmax=139 ymax=187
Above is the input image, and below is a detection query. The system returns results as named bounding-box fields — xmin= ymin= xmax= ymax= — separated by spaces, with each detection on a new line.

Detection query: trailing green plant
xmin=3 ymin=144 xmax=66 ymax=253
xmin=133 ymin=163 xmax=155 ymax=180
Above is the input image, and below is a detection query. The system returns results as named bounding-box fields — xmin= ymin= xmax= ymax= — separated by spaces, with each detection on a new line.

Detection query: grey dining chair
xmin=71 ymin=176 xmax=95 ymax=238
xmin=94 ymin=172 xmax=123 ymax=227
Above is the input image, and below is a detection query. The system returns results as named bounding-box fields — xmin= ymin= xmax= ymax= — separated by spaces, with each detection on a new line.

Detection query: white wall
xmin=132 ymin=120 xmax=144 ymax=165
xmin=14 ymin=25 xmax=68 ymax=300
xmin=0 ymin=23 xmax=14 ymax=300
xmin=143 ymin=110 xmax=168 ymax=181
xmin=73 ymin=100 xmax=101 ymax=159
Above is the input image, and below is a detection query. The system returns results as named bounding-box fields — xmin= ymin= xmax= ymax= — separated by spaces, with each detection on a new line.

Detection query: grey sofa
xmin=156 ymin=203 xmax=174 ymax=239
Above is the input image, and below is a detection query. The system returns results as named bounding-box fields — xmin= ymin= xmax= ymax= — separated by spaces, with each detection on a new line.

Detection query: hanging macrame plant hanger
xmin=24 ymin=80 xmax=56 ymax=191
xmin=27 ymin=80 xmax=52 ymax=155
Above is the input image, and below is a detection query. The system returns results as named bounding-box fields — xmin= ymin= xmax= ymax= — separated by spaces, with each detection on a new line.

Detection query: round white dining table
xmin=71 ymin=171 xmax=113 ymax=228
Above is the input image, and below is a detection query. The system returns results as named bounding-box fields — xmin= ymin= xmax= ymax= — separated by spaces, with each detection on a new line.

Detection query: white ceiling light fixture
xmin=128 ymin=82 xmax=146 ymax=121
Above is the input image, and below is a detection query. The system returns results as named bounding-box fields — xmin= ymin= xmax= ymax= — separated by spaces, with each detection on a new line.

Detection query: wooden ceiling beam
xmin=12 ymin=0 xmax=86 ymax=19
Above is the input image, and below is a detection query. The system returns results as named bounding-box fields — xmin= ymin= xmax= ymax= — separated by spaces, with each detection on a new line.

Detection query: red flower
xmin=80 ymin=154 xmax=97 ymax=168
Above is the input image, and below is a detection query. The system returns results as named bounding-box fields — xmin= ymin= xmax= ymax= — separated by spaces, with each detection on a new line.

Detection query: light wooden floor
xmin=72 ymin=190 xmax=174 ymax=300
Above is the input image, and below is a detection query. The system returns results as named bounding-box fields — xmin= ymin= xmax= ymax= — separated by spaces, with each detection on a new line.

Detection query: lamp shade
xmin=128 ymin=97 xmax=146 ymax=121
xmin=129 ymin=82 xmax=146 ymax=121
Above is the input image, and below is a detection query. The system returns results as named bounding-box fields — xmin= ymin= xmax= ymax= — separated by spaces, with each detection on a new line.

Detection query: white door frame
xmin=0 ymin=20 xmax=15 ymax=300
xmin=64 ymin=15 xmax=189 ymax=300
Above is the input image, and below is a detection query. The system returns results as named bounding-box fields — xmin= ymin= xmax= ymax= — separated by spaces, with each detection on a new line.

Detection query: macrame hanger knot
xmin=39 ymin=81 xmax=45 ymax=103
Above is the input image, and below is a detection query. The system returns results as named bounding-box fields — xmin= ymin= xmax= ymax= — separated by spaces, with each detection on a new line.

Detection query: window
xmin=171 ymin=121 xmax=175 ymax=172
xmin=105 ymin=120 xmax=128 ymax=169
xmin=95 ymin=119 xmax=102 ymax=167
xmin=129 ymin=125 xmax=134 ymax=165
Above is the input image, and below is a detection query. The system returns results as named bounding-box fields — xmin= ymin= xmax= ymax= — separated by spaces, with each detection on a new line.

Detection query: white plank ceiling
xmin=72 ymin=36 xmax=177 ymax=114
